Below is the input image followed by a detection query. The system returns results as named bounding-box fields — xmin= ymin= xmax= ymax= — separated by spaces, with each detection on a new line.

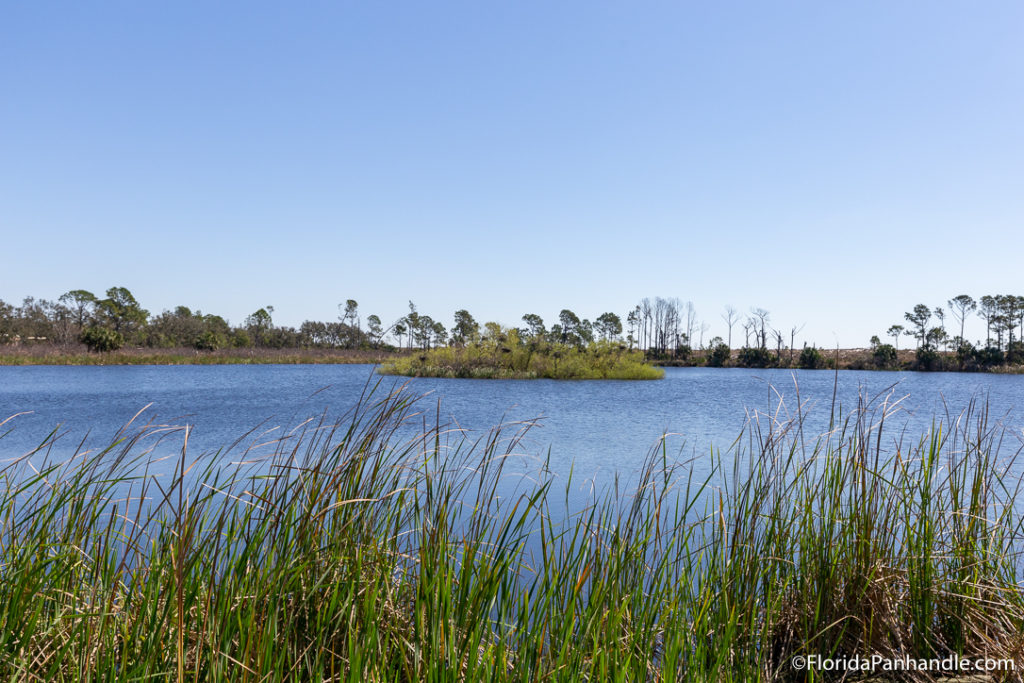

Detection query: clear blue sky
xmin=2 ymin=2 xmax=1022 ymax=347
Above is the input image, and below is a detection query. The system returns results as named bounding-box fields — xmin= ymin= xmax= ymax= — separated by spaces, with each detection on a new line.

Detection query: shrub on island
xmin=379 ymin=331 xmax=663 ymax=380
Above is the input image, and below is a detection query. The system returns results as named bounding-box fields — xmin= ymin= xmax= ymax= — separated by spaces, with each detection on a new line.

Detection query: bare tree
xmin=722 ymin=305 xmax=738 ymax=350
xmin=684 ymin=301 xmax=697 ymax=346
xmin=751 ymin=308 xmax=770 ymax=349
xmin=640 ymin=298 xmax=652 ymax=351
xmin=653 ymin=297 xmax=667 ymax=355
xmin=789 ymin=323 xmax=805 ymax=365
xmin=743 ymin=317 xmax=756 ymax=347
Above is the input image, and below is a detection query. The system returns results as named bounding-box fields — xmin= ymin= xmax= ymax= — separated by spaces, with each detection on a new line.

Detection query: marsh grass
xmin=1 ymin=382 xmax=1023 ymax=680
xmin=0 ymin=344 xmax=402 ymax=366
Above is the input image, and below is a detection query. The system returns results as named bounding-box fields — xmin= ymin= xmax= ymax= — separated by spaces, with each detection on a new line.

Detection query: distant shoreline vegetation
xmin=3 ymin=286 xmax=1024 ymax=373
xmin=378 ymin=335 xmax=664 ymax=380
xmin=0 ymin=346 xmax=399 ymax=366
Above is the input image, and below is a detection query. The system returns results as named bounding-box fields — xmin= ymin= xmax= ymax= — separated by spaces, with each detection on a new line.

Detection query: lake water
xmin=3 ymin=365 xmax=1024 ymax=493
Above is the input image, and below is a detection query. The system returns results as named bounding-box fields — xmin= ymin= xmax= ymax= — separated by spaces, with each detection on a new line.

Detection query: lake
xmin=3 ymin=364 xmax=1024 ymax=495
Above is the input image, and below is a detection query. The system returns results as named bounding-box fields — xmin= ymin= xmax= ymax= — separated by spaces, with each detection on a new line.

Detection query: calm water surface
xmin=2 ymin=365 xmax=1024 ymax=489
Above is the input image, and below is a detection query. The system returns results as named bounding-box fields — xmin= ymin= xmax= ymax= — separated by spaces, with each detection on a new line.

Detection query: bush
xmin=706 ymin=343 xmax=730 ymax=367
xmin=975 ymin=346 xmax=1004 ymax=368
xmin=141 ymin=331 xmax=176 ymax=349
xmin=194 ymin=331 xmax=226 ymax=351
xmin=230 ymin=330 xmax=253 ymax=348
xmin=872 ymin=343 xmax=898 ymax=369
xmin=1006 ymin=341 xmax=1024 ymax=366
xmin=915 ymin=345 xmax=942 ymax=371
xmin=379 ymin=339 xmax=663 ymax=380
xmin=798 ymin=346 xmax=824 ymax=369
xmin=80 ymin=326 xmax=124 ymax=353
xmin=736 ymin=346 xmax=773 ymax=368
xmin=956 ymin=340 xmax=977 ymax=368
xmin=256 ymin=327 xmax=301 ymax=349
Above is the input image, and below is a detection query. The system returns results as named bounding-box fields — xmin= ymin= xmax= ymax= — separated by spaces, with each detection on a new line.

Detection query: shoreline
xmin=2 ymin=344 xmax=1023 ymax=374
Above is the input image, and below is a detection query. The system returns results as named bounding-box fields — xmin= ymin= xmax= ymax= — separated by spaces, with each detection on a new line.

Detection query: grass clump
xmin=1 ymin=384 xmax=1024 ymax=680
xmin=379 ymin=336 xmax=664 ymax=380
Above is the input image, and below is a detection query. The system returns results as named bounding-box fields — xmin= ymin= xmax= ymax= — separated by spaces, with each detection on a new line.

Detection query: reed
xmin=1 ymin=383 xmax=1022 ymax=680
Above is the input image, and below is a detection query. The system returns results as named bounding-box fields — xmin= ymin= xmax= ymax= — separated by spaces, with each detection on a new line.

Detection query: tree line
xmin=0 ymin=288 xmax=375 ymax=353
xmin=873 ymin=295 xmax=1024 ymax=371
xmin=3 ymin=287 xmax=1024 ymax=371
xmin=0 ymin=288 xmax=830 ymax=370
xmin=0 ymin=287 xmax=631 ymax=354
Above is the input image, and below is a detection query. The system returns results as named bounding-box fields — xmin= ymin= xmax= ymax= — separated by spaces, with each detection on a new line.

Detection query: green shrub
xmin=798 ymin=345 xmax=825 ymax=369
xmin=975 ymin=346 xmax=1004 ymax=368
xmin=80 ymin=326 xmax=124 ymax=353
xmin=1006 ymin=341 xmax=1024 ymax=365
xmin=915 ymin=345 xmax=942 ymax=371
xmin=194 ymin=331 xmax=226 ymax=351
xmin=230 ymin=330 xmax=252 ymax=348
xmin=952 ymin=340 xmax=975 ymax=368
xmin=872 ymin=343 xmax=898 ymax=369
xmin=706 ymin=343 xmax=730 ymax=367
xmin=379 ymin=338 xmax=663 ymax=380
xmin=736 ymin=346 xmax=773 ymax=368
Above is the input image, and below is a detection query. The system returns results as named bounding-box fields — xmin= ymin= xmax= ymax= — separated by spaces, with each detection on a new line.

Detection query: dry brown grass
xmin=0 ymin=342 xmax=405 ymax=365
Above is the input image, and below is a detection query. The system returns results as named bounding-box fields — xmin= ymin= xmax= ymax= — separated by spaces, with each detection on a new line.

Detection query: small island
xmin=378 ymin=332 xmax=664 ymax=380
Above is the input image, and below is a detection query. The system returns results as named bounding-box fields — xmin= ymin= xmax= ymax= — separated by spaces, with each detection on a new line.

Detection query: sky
xmin=2 ymin=2 xmax=1022 ymax=347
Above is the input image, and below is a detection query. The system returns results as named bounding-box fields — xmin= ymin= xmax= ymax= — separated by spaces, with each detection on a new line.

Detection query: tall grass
xmin=0 ymin=344 xmax=401 ymax=366
xmin=1 ymin=383 xmax=1023 ymax=680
